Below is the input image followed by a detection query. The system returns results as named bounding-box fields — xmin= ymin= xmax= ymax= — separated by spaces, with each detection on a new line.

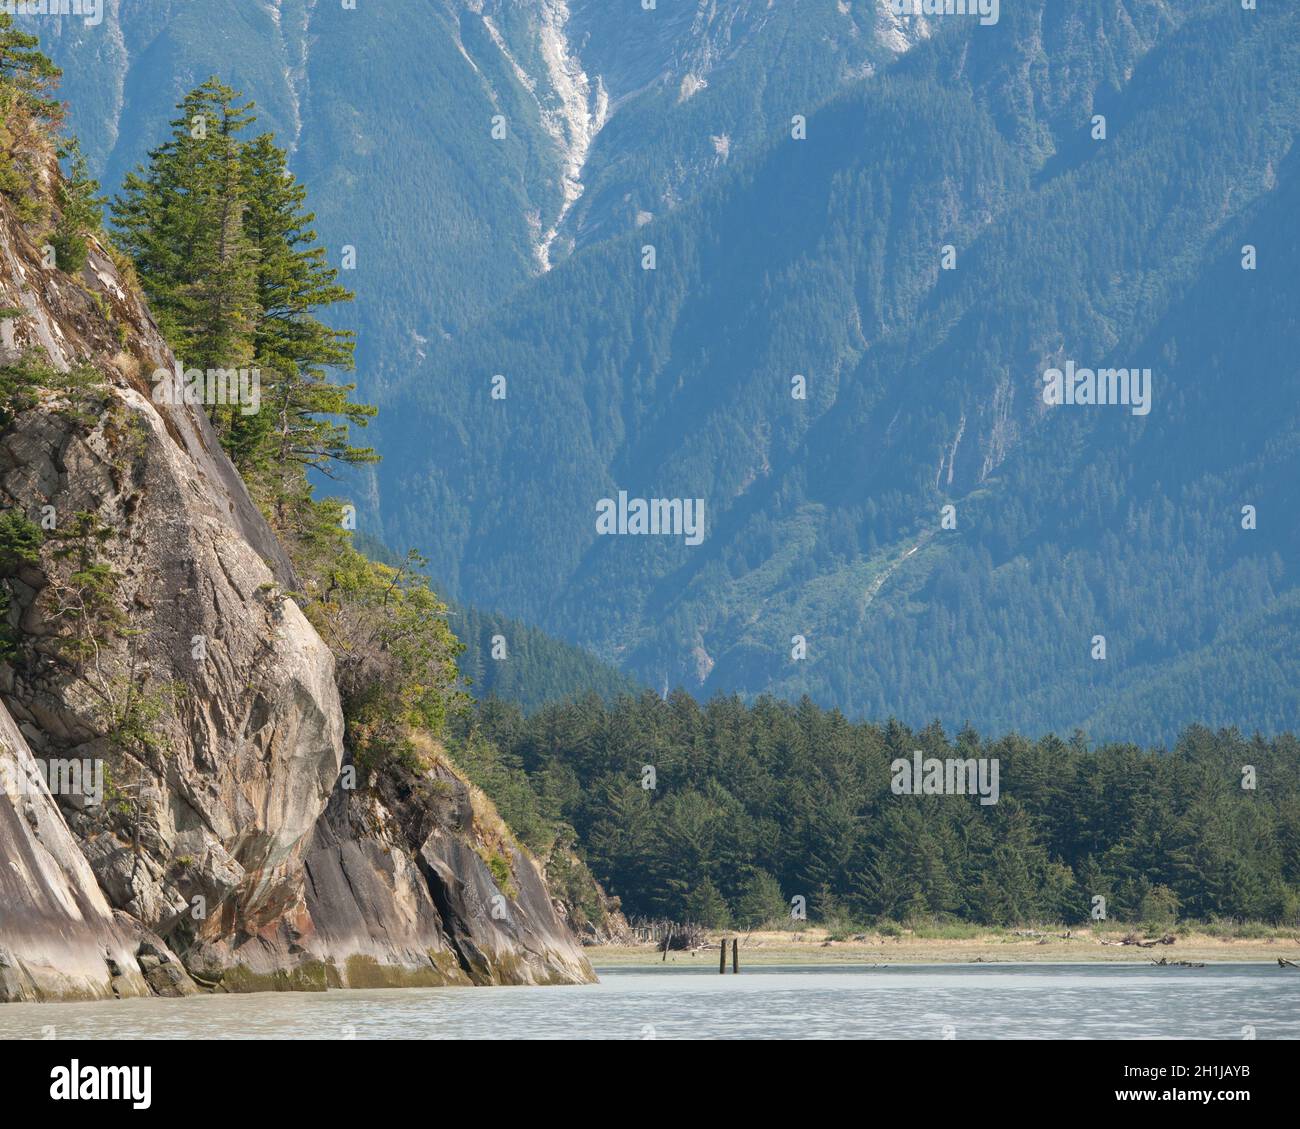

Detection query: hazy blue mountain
xmin=34 ymin=0 xmax=919 ymax=402
xmin=370 ymin=0 xmax=1299 ymax=744
xmin=35 ymin=1 xmax=1300 ymax=742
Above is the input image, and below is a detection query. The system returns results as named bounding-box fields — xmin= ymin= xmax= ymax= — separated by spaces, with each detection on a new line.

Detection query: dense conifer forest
xmin=460 ymin=693 xmax=1300 ymax=928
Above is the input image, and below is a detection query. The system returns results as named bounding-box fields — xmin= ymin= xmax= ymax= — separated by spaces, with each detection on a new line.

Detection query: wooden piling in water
xmin=732 ymin=938 xmax=739 ymax=974
xmin=719 ymin=938 xmax=727 ymax=973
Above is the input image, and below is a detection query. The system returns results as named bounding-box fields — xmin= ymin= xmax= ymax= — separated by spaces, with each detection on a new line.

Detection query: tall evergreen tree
xmin=0 ymin=12 xmax=60 ymax=120
xmin=50 ymin=137 xmax=104 ymax=274
xmin=112 ymin=79 xmax=258 ymax=379
xmin=111 ymin=80 xmax=374 ymax=513
xmin=238 ymin=131 xmax=375 ymax=519
xmin=0 ymin=12 xmax=61 ymax=211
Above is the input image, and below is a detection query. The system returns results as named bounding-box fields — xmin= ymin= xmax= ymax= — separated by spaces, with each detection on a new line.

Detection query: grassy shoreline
xmin=588 ymin=925 xmax=1300 ymax=967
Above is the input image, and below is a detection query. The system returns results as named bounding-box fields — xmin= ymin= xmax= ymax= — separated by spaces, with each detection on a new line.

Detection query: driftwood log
xmin=1101 ymin=933 xmax=1175 ymax=947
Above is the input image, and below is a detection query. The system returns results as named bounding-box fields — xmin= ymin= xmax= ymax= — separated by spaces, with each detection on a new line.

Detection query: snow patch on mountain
xmin=533 ymin=0 xmax=609 ymax=270
xmin=476 ymin=2 xmax=609 ymax=270
xmin=464 ymin=1 xmax=928 ymax=268
xmin=266 ymin=0 xmax=313 ymax=149
xmin=876 ymin=2 xmax=932 ymax=52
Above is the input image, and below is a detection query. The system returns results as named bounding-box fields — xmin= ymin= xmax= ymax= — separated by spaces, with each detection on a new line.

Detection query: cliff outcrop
xmin=0 ymin=174 xmax=592 ymax=1000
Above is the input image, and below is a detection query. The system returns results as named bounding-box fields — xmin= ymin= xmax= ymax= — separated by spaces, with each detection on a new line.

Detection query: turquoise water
xmin=1 ymin=964 xmax=1297 ymax=1040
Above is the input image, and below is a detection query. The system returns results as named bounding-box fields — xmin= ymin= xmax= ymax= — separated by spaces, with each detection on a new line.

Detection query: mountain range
xmin=34 ymin=0 xmax=1300 ymax=744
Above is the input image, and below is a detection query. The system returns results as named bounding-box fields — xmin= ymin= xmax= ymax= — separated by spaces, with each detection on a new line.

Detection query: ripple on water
xmin=0 ymin=964 xmax=1296 ymax=1040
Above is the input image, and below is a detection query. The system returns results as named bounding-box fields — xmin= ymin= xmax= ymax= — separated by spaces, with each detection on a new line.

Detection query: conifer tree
xmin=238 ymin=131 xmax=376 ymax=520
xmin=51 ymin=137 xmax=104 ymax=275
xmin=0 ymin=12 xmax=60 ymax=120
xmin=112 ymin=79 xmax=259 ymax=388
xmin=111 ymin=79 xmax=375 ymax=505
xmin=0 ymin=12 xmax=62 ymax=211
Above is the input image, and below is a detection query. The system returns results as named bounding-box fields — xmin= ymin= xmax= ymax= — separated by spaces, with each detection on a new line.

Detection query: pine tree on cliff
xmin=238 ymin=131 xmax=376 ymax=524
xmin=111 ymin=79 xmax=375 ymax=511
xmin=0 ymin=12 xmax=62 ymax=212
xmin=111 ymin=79 xmax=259 ymax=400
xmin=0 ymin=12 xmax=60 ymax=119
xmin=51 ymin=137 xmax=105 ymax=275
xmin=104 ymin=77 xmax=466 ymax=763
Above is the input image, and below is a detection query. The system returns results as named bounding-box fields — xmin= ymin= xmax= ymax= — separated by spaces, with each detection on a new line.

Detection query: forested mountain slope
xmin=37 ymin=2 xmax=1299 ymax=743
xmin=374 ymin=0 xmax=1299 ymax=743
xmin=34 ymin=0 xmax=920 ymax=398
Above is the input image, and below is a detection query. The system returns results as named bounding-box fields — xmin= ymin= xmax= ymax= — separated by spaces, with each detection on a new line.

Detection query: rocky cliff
xmin=0 ymin=169 xmax=593 ymax=1000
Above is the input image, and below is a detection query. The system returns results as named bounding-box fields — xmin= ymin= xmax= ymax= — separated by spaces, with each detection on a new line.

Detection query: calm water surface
xmin=1 ymin=964 xmax=1297 ymax=1040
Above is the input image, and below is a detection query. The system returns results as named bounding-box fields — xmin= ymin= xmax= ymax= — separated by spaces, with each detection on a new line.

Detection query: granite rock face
xmin=0 ymin=699 xmax=153 ymax=1002
xmin=304 ymin=760 xmax=594 ymax=988
xmin=0 ymin=174 xmax=592 ymax=999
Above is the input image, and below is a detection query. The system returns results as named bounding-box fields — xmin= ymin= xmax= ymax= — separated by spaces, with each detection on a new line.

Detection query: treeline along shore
xmin=463 ymin=694 xmax=1300 ymax=933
